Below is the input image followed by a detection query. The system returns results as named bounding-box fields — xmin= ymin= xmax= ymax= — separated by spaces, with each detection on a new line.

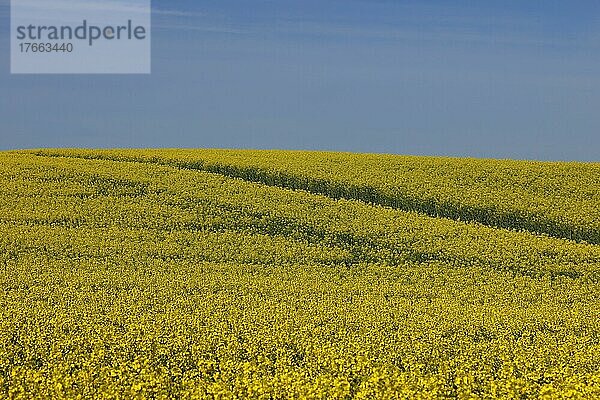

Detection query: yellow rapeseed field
xmin=1 ymin=150 xmax=599 ymax=398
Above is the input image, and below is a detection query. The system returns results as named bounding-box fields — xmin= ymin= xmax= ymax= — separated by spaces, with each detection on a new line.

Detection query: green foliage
xmin=32 ymin=148 xmax=600 ymax=244
xmin=1 ymin=151 xmax=599 ymax=399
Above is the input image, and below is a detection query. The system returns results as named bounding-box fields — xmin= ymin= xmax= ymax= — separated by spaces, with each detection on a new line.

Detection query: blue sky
xmin=1 ymin=0 xmax=599 ymax=161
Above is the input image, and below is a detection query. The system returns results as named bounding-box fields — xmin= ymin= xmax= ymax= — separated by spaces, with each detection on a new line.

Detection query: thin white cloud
xmin=253 ymin=19 xmax=593 ymax=49
xmin=15 ymin=0 xmax=149 ymax=14
xmin=153 ymin=23 xmax=246 ymax=35
xmin=153 ymin=9 xmax=204 ymax=18
xmin=11 ymin=0 xmax=203 ymax=17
